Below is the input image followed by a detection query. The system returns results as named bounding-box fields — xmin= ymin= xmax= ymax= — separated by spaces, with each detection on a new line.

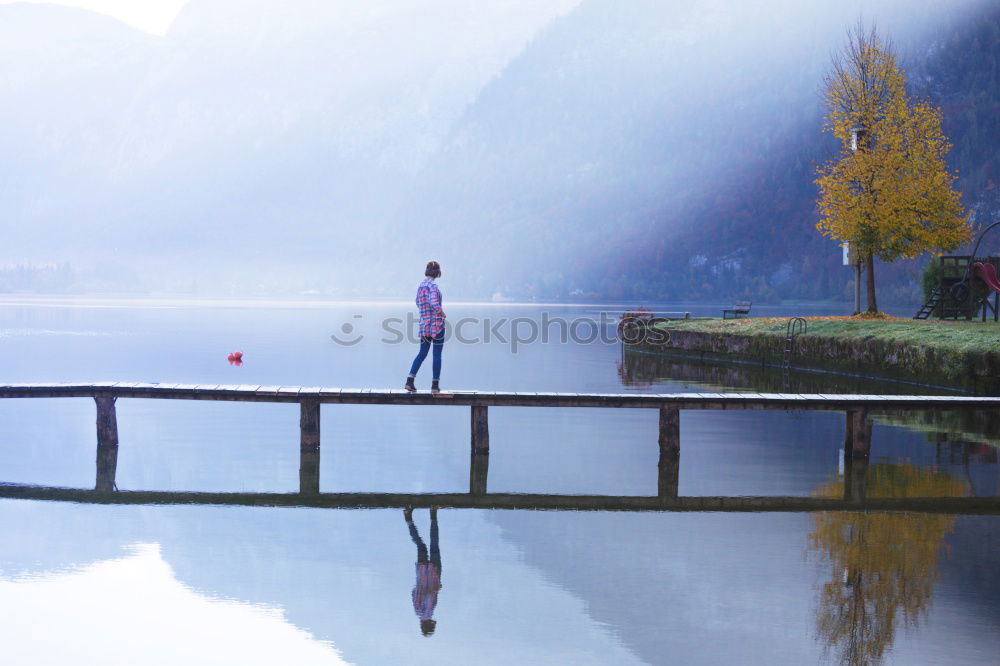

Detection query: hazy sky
xmin=0 ymin=0 xmax=189 ymax=34
xmin=0 ymin=0 xmax=990 ymax=298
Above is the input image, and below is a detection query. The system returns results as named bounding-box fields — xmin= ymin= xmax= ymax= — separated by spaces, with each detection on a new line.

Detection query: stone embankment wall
xmin=628 ymin=325 xmax=1000 ymax=393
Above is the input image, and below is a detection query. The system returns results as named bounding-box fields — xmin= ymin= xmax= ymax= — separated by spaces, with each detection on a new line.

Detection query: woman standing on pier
xmin=405 ymin=261 xmax=445 ymax=394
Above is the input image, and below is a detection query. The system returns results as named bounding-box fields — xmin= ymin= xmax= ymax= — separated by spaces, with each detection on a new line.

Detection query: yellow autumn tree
xmin=815 ymin=23 xmax=971 ymax=312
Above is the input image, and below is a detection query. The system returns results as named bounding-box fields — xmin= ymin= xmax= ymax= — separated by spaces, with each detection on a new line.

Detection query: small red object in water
xmin=227 ymin=351 xmax=244 ymax=365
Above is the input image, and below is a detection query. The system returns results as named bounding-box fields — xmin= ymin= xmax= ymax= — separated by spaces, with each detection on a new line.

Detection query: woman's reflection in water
xmin=404 ymin=507 xmax=442 ymax=636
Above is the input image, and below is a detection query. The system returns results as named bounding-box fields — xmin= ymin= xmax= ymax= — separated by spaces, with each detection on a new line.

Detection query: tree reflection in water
xmin=808 ymin=464 xmax=967 ymax=666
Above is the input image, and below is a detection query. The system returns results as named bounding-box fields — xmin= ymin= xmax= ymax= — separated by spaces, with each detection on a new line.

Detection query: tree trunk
xmin=854 ymin=261 xmax=862 ymax=315
xmin=865 ymin=254 xmax=878 ymax=313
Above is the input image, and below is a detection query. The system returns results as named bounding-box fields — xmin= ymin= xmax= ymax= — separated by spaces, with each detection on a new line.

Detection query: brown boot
xmin=431 ymin=380 xmax=440 ymax=394
xmin=404 ymin=376 xmax=416 ymax=392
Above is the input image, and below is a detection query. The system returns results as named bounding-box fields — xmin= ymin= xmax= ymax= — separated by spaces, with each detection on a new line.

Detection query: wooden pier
xmin=1 ymin=383 xmax=998 ymax=505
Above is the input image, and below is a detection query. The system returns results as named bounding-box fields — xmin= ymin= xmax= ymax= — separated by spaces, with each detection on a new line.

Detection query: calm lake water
xmin=0 ymin=299 xmax=997 ymax=665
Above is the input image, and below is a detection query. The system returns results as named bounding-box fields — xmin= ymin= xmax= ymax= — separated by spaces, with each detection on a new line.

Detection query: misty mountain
xmin=0 ymin=0 xmax=579 ymax=294
xmin=1 ymin=0 xmax=997 ymax=301
xmin=408 ymin=0 xmax=999 ymax=303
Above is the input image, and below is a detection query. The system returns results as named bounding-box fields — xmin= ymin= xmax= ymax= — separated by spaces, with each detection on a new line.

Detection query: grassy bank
xmin=638 ymin=316 xmax=1000 ymax=391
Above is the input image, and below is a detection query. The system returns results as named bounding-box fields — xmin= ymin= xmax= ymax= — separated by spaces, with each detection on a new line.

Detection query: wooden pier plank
xmin=0 ymin=385 xmax=997 ymax=412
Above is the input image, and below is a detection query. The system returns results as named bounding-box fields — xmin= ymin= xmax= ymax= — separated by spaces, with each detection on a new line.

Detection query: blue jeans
xmin=409 ymin=330 xmax=444 ymax=380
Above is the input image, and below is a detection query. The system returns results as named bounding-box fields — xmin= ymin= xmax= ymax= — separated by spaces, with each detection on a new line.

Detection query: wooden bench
xmin=723 ymin=301 xmax=752 ymax=319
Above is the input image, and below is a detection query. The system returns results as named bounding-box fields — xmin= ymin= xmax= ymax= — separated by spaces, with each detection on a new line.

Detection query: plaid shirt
xmin=412 ymin=562 xmax=442 ymax=621
xmin=416 ymin=278 xmax=444 ymax=338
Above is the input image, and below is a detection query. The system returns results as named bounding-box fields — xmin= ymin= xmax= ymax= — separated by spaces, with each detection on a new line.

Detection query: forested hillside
xmin=596 ymin=1 xmax=1000 ymax=304
xmin=919 ymin=8 xmax=1000 ymax=231
xmin=622 ymin=2 xmax=1000 ymax=305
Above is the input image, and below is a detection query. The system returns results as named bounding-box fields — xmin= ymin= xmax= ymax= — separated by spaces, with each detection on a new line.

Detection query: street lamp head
xmin=851 ymin=127 xmax=868 ymax=152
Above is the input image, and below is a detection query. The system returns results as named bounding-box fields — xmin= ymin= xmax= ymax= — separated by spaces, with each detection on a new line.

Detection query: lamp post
xmin=849 ymin=127 xmax=863 ymax=315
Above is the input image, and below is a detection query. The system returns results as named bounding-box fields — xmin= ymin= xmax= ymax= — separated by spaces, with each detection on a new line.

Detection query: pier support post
xmin=658 ymin=455 xmax=679 ymax=498
xmin=843 ymin=453 xmax=869 ymax=502
xmin=658 ymin=406 xmax=680 ymax=459
xmin=657 ymin=406 xmax=680 ymax=498
xmin=471 ymin=406 xmax=489 ymax=455
xmin=95 ymin=439 xmax=119 ymax=492
xmin=94 ymin=396 xmax=119 ymax=492
xmin=300 ymin=447 xmax=320 ymax=495
xmin=95 ymin=442 xmax=119 ymax=492
xmin=470 ymin=452 xmax=489 ymax=496
xmin=300 ymin=400 xmax=321 ymax=450
xmin=95 ymin=396 xmax=118 ymax=448
xmin=299 ymin=400 xmax=320 ymax=495
xmin=844 ymin=409 xmax=871 ymax=459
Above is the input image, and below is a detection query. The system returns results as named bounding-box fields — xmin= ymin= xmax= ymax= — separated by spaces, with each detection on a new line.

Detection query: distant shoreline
xmin=0 ymin=293 xmax=663 ymax=311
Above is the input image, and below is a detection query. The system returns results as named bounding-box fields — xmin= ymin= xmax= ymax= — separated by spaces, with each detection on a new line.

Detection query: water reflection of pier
xmin=4 ymin=485 xmax=999 ymax=513
xmin=616 ymin=349 xmax=1000 ymax=663
xmin=0 ymin=440 xmax=995 ymax=514
xmin=619 ymin=348 xmax=1000 ymax=461
xmin=2 ymin=383 xmax=999 ymax=513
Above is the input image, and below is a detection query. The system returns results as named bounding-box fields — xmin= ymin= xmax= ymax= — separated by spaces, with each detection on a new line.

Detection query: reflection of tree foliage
xmin=808 ymin=464 xmax=967 ymax=666
xmin=615 ymin=359 xmax=652 ymax=389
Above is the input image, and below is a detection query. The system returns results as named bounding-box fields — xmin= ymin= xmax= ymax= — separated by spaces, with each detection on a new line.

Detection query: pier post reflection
xmin=94 ymin=396 xmax=119 ymax=492
xmin=469 ymin=452 xmax=489 ymax=495
xmin=657 ymin=455 xmax=679 ymax=498
xmin=95 ymin=441 xmax=118 ymax=492
xmin=299 ymin=400 xmax=321 ymax=495
xmin=842 ymin=453 xmax=869 ymax=502
xmin=658 ymin=406 xmax=680 ymax=497
xmin=300 ymin=447 xmax=320 ymax=495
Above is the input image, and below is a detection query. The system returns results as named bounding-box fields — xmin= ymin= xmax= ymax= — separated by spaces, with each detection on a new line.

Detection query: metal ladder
xmin=783 ymin=317 xmax=807 ymax=369
xmin=914 ymin=287 xmax=942 ymax=319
